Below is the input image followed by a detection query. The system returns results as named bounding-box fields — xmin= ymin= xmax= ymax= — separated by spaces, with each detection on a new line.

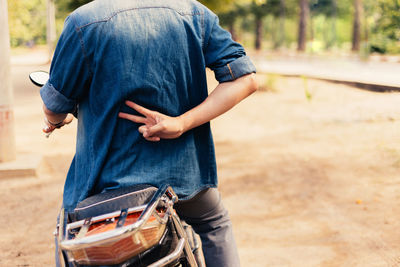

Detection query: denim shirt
xmin=40 ymin=0 xmax=256 ymax=212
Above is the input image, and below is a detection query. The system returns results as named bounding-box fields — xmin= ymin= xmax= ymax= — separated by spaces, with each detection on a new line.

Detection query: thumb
xmin=64 ymin=114 xmax=74 ymax=125
xmin=144 ymin=123 xmax=164 ymax=137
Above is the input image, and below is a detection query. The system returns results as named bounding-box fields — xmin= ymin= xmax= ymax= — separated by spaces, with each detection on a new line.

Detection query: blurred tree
xmin=217 ymin=0 xmax=268 ymax=50
xmin=8 ymin=0 xmax=46 ymax=47
xmin=199 ymin=0 xmax=236 ymax=12
xmin=297 ymin=0 xmax=309 ymax=51
xmin=310 ymin=0 xmax=336 ymax=16
xmin=218 ymin=11 xmax=236 ymax=40
xmin=55 ymin=0 xmax=91 ymax=11
xmin=369 ymin=0 xmax=400 ymax=54
xmin=250 ymin=0 xmax=269 ymax=50
xmin=276 ymin=0 xmax=286 ymax=48
xmin=218 ymin=4 xmax=249 ymax=40
xmin=351 ymin=0 xmax=362 ymax=51
xmin=267 ymin=0 xmax=297 ymax=49
xmin=210 ymin=0 xmax=253 ymax=43
xmin=377 ymin=0 xmax=400 ymax=41
xmin=7 ymin=0 xmax=400 ymax=54
xmin=310 ymin=0 xmax=337 ymax=48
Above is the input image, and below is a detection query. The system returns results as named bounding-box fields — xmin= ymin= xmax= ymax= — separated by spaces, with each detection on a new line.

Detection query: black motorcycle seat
xmin=70 ymin=184 xmax=158 ymax=222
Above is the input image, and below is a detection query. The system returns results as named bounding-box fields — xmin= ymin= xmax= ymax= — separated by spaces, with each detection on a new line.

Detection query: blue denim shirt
xmin=40 ymin=0 xmax=256 ymax=212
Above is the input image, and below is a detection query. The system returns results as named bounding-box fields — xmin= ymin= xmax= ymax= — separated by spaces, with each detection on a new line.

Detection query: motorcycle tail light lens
xmin=67 ymin=210 xmax=166 ymax=266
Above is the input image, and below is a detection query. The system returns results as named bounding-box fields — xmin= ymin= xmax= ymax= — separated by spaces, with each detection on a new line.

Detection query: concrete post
xmin=47 ymin=0 xmax=56 ymax=60
xmin=0 ymin=0 xmax=16 ymax=162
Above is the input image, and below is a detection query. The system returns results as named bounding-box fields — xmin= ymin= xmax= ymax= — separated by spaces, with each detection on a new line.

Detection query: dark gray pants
xmin=175 ymin=188 xmax=241 ymax=267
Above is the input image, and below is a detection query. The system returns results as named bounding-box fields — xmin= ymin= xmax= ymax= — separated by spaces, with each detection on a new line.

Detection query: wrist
xmin=178 ymin=113 xmax=191 ymax=134
xmin=44 ymin=117 xmax=64 ymax=127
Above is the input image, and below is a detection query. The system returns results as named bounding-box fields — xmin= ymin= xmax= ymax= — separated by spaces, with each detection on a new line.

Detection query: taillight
xmin=67 ymin=211 xmax=166 ymax=266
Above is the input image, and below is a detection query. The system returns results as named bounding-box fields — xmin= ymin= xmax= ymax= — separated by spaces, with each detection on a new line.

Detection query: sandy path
xmin=1 ymin=65 xmax=400 ymax=266
xmin=213 ymin=76 xmax=400 ymax=266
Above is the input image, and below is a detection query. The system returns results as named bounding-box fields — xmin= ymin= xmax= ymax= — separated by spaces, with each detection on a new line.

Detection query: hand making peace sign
xmin=118 ymin=101 xmax=185 ymax=142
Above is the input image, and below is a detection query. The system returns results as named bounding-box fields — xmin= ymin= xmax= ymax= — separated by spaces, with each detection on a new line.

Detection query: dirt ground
xmin=1 ymin=62 xmax=400 ymax=266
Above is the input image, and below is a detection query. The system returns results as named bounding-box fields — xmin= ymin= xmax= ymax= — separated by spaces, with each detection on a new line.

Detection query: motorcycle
xmin=30 ymin=71 xmax=206 ymax=267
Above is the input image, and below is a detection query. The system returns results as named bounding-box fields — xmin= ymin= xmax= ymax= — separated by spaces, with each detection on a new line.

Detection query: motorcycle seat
xmin=69 ymin=184 xmax=158 ymax=222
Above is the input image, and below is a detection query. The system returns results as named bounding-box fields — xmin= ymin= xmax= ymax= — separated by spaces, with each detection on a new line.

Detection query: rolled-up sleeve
xmin=40 ymin=15 xmax=91 ymax=114
xmin=204 ymin=14 xmax=256 ymax=83
xmin=40 ymin=82 xmax=77 ymax=114
xmin=212 ymin=55 xmax=256 ymax=83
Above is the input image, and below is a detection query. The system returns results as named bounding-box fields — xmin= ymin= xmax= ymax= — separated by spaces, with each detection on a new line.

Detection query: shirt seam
xmin=76 ymin=7 xmax=204 ymax=30
xmin=68 ymin=15 xmax=94 ymax=77
xmin=201 ymin=12 xmax=205 ymax=50
xmin=203 ymin=14 xmax=217 ymax=52
xmin=227 ymin=63 xmax=235 ymax=80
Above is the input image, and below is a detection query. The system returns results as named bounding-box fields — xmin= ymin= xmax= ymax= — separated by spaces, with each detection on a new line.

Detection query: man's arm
xmin=118 ymin=73 xmax=258 ymax=142
xmin=42 ymin=105 xmax=72 ymax=133
xmin=180 ymin=73 xmax=257 ymax=132
xmin=40 ymin=14 xmax=90 ymax=134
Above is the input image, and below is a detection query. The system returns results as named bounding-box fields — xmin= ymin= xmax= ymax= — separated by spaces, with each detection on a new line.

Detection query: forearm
xmin=180 ymin=73 xmax=257 ymax=132
xmin=43 ymin=104 xmax=68 ymax=125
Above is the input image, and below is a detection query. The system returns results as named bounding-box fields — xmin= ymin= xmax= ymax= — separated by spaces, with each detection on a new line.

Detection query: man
xmin=41 ymin=0 xmax=257 ymax=266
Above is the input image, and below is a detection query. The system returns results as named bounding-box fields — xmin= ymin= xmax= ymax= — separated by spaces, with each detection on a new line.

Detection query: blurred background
xmin=1 ymin=0 xmax=400 ymax=266
xmin=6 ymin=0 xmax=400 ymax=56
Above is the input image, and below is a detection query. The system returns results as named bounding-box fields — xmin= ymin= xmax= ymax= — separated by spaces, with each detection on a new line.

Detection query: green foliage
xmin=336 ymin=17 xmax=353 ymax=47
xmin=218 ymin=4 xmax=248 ymax=25
xmin=198 ymin=0 xmax=236 ymax=13
xmin=262 ymin=73 xmax=279 ymax=92
xmin=250 ymin=0 xmax=268 ymax=19
xmin=7 ymin=0 xmax=400 ymax=54
xmin=266 ymin=0 xmax=284 ymax=17
xmin=310 ymin=0 xmax=336 ymax=17
xmin=302 ymin=76 xmax=312 ymax=101
xmin=55 ymin=0 xmax=92 ymax=12
xmin=8 ymin=0 xmax=47 ymax=47
xmin=7 ymin=0 xmax=93 ymax=48
xmin=336 ymin=0 xmax=353 ymax=18
xmin=368 ymin=0 xmax=400 ymax=54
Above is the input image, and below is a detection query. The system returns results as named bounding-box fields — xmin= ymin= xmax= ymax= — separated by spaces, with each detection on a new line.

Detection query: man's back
xmin=42 ymin=0 xmax=251 ymax=211
xmin=42 ymin=1 xmax=256 ymax=266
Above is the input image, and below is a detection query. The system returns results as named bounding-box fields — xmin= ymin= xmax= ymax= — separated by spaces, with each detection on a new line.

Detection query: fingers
xmin=139 ymin=125 xmax=162 ymax=142
xmin=42 ymin=114 xmax=73 ymax=136
xmin=119 ymin=112 xmax=147 ymax=124
xmin=122 ymin=101 xmax=163 ymax=142
xmin=43 ymin=125 xmax=55 ymax=133
xmin=138 ymin=125 xmax=147 ymax=134
xmin=125 ymin=101 xmax=154 ymax=117
xmin=144 ymin=136 xmax=161 ymax=142
xmin=138 ymin=125 xmax=160 ymax=138
xmin=64 ymin=114 xmax=74 ymax=125
xmin=43 ymin=118 xmax=56 ymax=133
xmin=139 ymin=124 xmax=163 ymax=138
xmin=146 ymin=124 xmax=164 ymax=137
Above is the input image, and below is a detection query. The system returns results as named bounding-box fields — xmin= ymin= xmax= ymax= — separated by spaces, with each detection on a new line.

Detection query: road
xmin=252 ymin=53 xmax=400 ymax=90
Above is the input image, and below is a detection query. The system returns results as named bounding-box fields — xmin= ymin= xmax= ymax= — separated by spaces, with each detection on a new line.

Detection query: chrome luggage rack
xmin=57 ymin=185 xmax=198 ymax=267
